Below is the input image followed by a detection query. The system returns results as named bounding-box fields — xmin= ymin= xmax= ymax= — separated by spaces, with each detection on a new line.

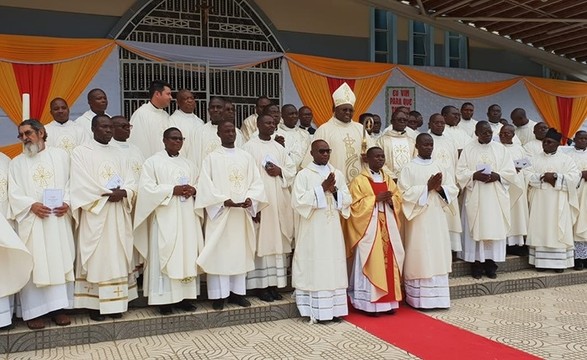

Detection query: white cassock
xmin=170 ymin=109 xmax=205 ymax=164
xmin=564 ymin=147 xmax=587 ymax=259
xmin=9 ymin=148 xmax=75 ymax=320
xmin=515 ymin=120 xmax=537 ymax=146
xmin=291 ymin=162 xmax=351 ymax=322
xmin=191 ymin=122 xmax=245 ymax=168
xmin=243 ymin=137 xmax=296 ymax=290
xmin=275 ymin=123 xmax=311 ymax=170
xmin=112 ymin=140 xmax=146 ymax=278
xmin=502 ymin=143 xmax=529 ymax=246
xmin=134 ymin=151 xmax=204 ymax=305
xmin=405 ymin=127 xmax=419 ymax=141
xmin=0 ymin=152 xmax=10 ymax=219
xmin=457 ymin=118 xmax=477 ymax=137
xmin=524 ymin=139 xmax=543 ymax=158
xmin=526 ymin=151 xmax=580 ymax=269
xmin=128 ymin=102 xmax=173 ymax=159
xmin=456 ymin=141 xmax=519 ymax=263
xmin=71 ymin=141 xmax=138 ymax=314
xmin=399 ymin=157 xmax=458 ymax=309
xmin=195 ymin=146 xmax=267 ymax=299
xmin=430 ymin=132 xmax=462 ymax=251
xmin=444 ymin=125 xmax=472 ymax=151
xmin=306 ymin=117 xmax=370 ymax=184
xmin=489 ymin=122 xmax=522 ymax=145
xmin=45 ymin=120 xmax=88 ymax=155
xmin=377 ymin=129 xmax=416 ymax=180
xmin=241 ymin=113 xmax=258 ymax=141
xmin=0 ymin=213 xmax=33 ymax=327
xmin=74 ymin=110 xmax=110 ymax=136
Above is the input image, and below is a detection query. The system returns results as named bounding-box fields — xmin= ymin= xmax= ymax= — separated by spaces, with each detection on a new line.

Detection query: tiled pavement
xmin=5 ymin=284 xmax=587 ymax=359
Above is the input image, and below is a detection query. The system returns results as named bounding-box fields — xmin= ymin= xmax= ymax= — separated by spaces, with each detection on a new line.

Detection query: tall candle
xmin=22 ymin=93 xmax=30 ymax=120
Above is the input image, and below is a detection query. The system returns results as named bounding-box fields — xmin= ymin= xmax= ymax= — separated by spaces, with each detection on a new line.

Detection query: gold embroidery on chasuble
xmin=343 ymin=133 xmax=360 ymax=180
xmin=325 ymin=196 xmax=336 ymax=223
xmin=228 ymin=165 xmax=246 ymax=194
xmin=392 ymin=142 xmax=410 ymax=169
xmin=0 ymin=176 xmax=7 ymax=201
xmin=479 ymin=152 xmax=495 ymax=168
xmin=131 ymin=161 xmax=142 ymax=176
xmin=57 ymin=136 xmax=75 ymax=153
xmin=99 ymin=162 xmax=117 ymax=183
xmin=32 ymin=163 xmax=53 ymax=188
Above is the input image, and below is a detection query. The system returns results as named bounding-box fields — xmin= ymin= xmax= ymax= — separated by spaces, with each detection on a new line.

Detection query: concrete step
xmin=450 ymin=268 xmax=587 ymax=300
xmin=0 ymin=295 xmax=299 ymax=354
xmin=450 ymin=255 xmax=532 ymax=278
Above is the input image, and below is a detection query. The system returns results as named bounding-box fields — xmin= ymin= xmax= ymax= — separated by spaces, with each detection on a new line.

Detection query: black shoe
xmin=331 ymin=316 xmax=343 ymax=323
xmin=212 ymin=299 xmax=225 ymax=310
xmin=471 ymin=261 xmax=483 ymax=279
xmin=175 ymin=300 xmax=197 ymax=312
xmin=89 ymin=310 xmax=106 ymax=322
xmin=0 ymin=323 xmax=14 ymax=331
xmin=269 ymin=287 xmax=283 ymax=301
xmin=484 ymin=260 xmax=498 ymax=279
xmin=228 ymin=293 xmax=251 ymax=307
xmin=158 ymin=305 xmax=173 ymax=315
xmin=574 ymin=259 xmax=585 ymax=271
xmin=258 ymin=289 xmax=274 ymax=302
xmin=109 ymin=313 xmax=123 ymax=319
xmin=536 ymin=267 xmax=547 ymax=272
xmin=554 ymin=269 xmax=565 ymax=273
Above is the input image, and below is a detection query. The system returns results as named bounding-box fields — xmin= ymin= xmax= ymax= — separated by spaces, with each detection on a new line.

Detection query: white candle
xmin=22 ymin=93 xmax=30 ymax=120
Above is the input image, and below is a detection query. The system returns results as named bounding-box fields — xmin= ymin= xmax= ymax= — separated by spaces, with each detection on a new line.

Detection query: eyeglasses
xmin=166 ymin=136 xmax=185 ymax=141
xmin=17 ymin=130 xmax=36 ymax=139
xmin=318 ymin=149 xmax=332 ymax=154
xmin=115 ymin=124 xmax=133 ymax=129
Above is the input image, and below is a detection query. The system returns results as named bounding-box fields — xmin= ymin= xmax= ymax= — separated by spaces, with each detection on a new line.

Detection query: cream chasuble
xmin=8 ymin=147 xmax=75 ymax=286
xmin=0 ymin=152 xmax=10 ymax=219
xmin=502 ymin=143 xmax=529 ymax=241
xmin=291 ymin=163 xmax=351 ymax=292
xmin=377 ymin=129 xmax=416 ymax=180
xmin=241 ymin=113 xmax=258 ymax=141
xmin=195 ymin=147 xmax=268 ymax=276
xmin=399 ymin=158 xmax=457 ymax=280
xmin=444 ymin=125 xmax=472 ymax=150
xmin=526 ymin=151 xmax=580 ymax=249
xmin=405 ymin=127 xmax=419 ymax=141
xmin=170 ymin=109 xmax=205 ymax=163
xmin=565 ymin=148 xmax=587 ymax=242
xmin=515 ymin=120 xmax=537 ymax=146
xmin=524 ymin=139 xmax=543 ymax=158
xmin=74 ymin=110 xmax=110 ymax=136
xmin=128 ymin=102 xmax=173 ymax=159
xmin=309 ymin=117 xmax=371 ymax=184
xmin=275 ymin=123 xmax=311 ymax=170
xmin=0 ymin=212 xmax=33 ymax=298
xmin=71 ymin=141 xmax=137 ymax=313
xmin=45 ymin=120 xmax=88 ymax=155
xmin=457 ymin=118 xmax=477 ymax=137
xmin=456 ymin=141 xmax=519 ymax=241
xmin=191 ymin=122 xmax=245 ymax=168
xmin=134 ymin=151 xmax=204 ymax=304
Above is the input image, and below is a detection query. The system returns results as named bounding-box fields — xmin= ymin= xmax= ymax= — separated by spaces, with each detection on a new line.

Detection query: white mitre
xmin=332 ymin=82 xmax=356 ymax=107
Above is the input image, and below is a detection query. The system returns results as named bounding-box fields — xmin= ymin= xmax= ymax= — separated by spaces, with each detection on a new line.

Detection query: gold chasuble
xmin=345 ymin=170 xmax=404 ymax=301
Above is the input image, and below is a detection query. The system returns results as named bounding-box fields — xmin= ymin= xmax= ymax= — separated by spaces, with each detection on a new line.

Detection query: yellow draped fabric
xmin=0 ymin=61 xmax=22 ymax=128
xmin=571 ymin=97 xmax=587 ymax=138
xmin=0 ymin=35 xmax=113 ymax=63
xmin=524 ymin=77 xmax=587 ymax=98
xmin=285 ymin=53 xmax=393 ymax=126
xmin=524 ymin=82 xmax=560 ymax=129
xmin=397 ymin=66 xmax=521 ymax=99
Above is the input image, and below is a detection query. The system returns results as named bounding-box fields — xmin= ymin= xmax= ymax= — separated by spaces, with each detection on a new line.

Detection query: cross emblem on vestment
xmin=113 ymin=287 xmax=124 ymax=297
xmin=32 ymin=165 xmax=53 ymax=188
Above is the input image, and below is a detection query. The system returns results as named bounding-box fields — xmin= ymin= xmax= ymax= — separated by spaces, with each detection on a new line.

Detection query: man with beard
xmin=45 ymin=98 xmax=88 ymax=155
xmin=8 ymin=119 xmax=75 ymax=329
xmin=71 ymin=115 xmax=138 ymax=321
xmin=74 ymin=88 xmax=109 ymax=135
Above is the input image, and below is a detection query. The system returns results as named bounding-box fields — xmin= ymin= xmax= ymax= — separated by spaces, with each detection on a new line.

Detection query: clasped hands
xmin=540 ymin=172 xmax=557 ymax=187
xmin=321 ymin=172 xmax=337 ymax=193
xmin=31 ymin=202 xmax=69 ymax=218
xmin=224 ymin=197 xmax=253 ymax=209
xmin=473 ymin=170 xmax=501 ymax=183
xmin=173 ymin=184 xmax=197 ymax=198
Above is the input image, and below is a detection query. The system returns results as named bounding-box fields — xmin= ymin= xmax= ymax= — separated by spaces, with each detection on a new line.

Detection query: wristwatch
xmin=553 ymin=173 xmax=558 ymax=180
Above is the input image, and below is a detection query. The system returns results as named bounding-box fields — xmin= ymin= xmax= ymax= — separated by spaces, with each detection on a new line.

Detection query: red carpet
xmin=345 ymin=306 xmax=541 ymax=360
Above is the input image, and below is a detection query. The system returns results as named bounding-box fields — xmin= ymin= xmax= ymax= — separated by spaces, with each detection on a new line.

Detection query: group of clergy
xmin=2 ymin=79 xmax=587 ymax=330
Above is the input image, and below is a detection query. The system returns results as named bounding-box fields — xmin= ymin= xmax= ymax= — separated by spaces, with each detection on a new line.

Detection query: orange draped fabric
xmin=397 ymin=66 xmax=521 ymax=99
xmin=523 ymin=77 xmax=587 ymax=98
xmin=285 ymin=53 xmax=394 ymax=78
xmin=0 ymin=62 xmax=22 ymax=127
xmin=0 ymin=35 xmax=113 ymax=63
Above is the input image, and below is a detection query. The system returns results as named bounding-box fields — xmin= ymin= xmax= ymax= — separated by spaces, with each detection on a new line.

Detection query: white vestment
xmin=195 ymin=146 xmax=267 ymax=298
xmin=405 ymin=127 xmax=419 ymax=141
xmin=564 ymin=148 xmax=587 ymax=257
xmin=377 ymin=129 xmax=416 ymax=180
xmin=128 ymin=102 xmax=173 ymax=159
xmin=502 ymin=143 xmax=529 ymax=245
xmin=524 ymin=139 xmax=543 ymax=158
xmin=9 ymin=147 xmax=75 ymax=320
xmin=456 ymin=141 xmax=518 ymax=262
xmin=71 ymin=141 xmax=137 ymax=314
xmin=430 ymin=132 xmax=462 ymax=251
xmin=444 ymin=125 xmax=472 ymax=150
xmin=515 ymin=120 xmax=538 ymax=146
xmin=308 ymin=117 xmax=371 ymax=184
xmin=243 ymin=137 xmax=296 ymax=289
xmin=457 ymin=118 xmax=477 ymax=137
xmin=0 ymin=152 xmax=10 ymax=219
xmin=241 ymin=113 xmax=258 ymax=141
xmin=399 ymin=158 xmax=457 ymax=308
xmin=291 ymin=162 xmax=351 ymax=321
xmin=191 ymin=122 xmax=245 ymax=168
xmin=488 ymin=121 xmax=522 ymax=145
xmin=134 ymin=151 xmax=204 ymax=305
xmin=170 ymin=109 xmax=205 ymax=163
xmin=74 ymin=110 xmax=110 ymax=136
xmin=275 ymin=123 xmax=311 ymax=170
xmin=45 ymin=120 xmax=88 ymax=155
xmin=526 ymin=151 xmax=579 ymax=269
